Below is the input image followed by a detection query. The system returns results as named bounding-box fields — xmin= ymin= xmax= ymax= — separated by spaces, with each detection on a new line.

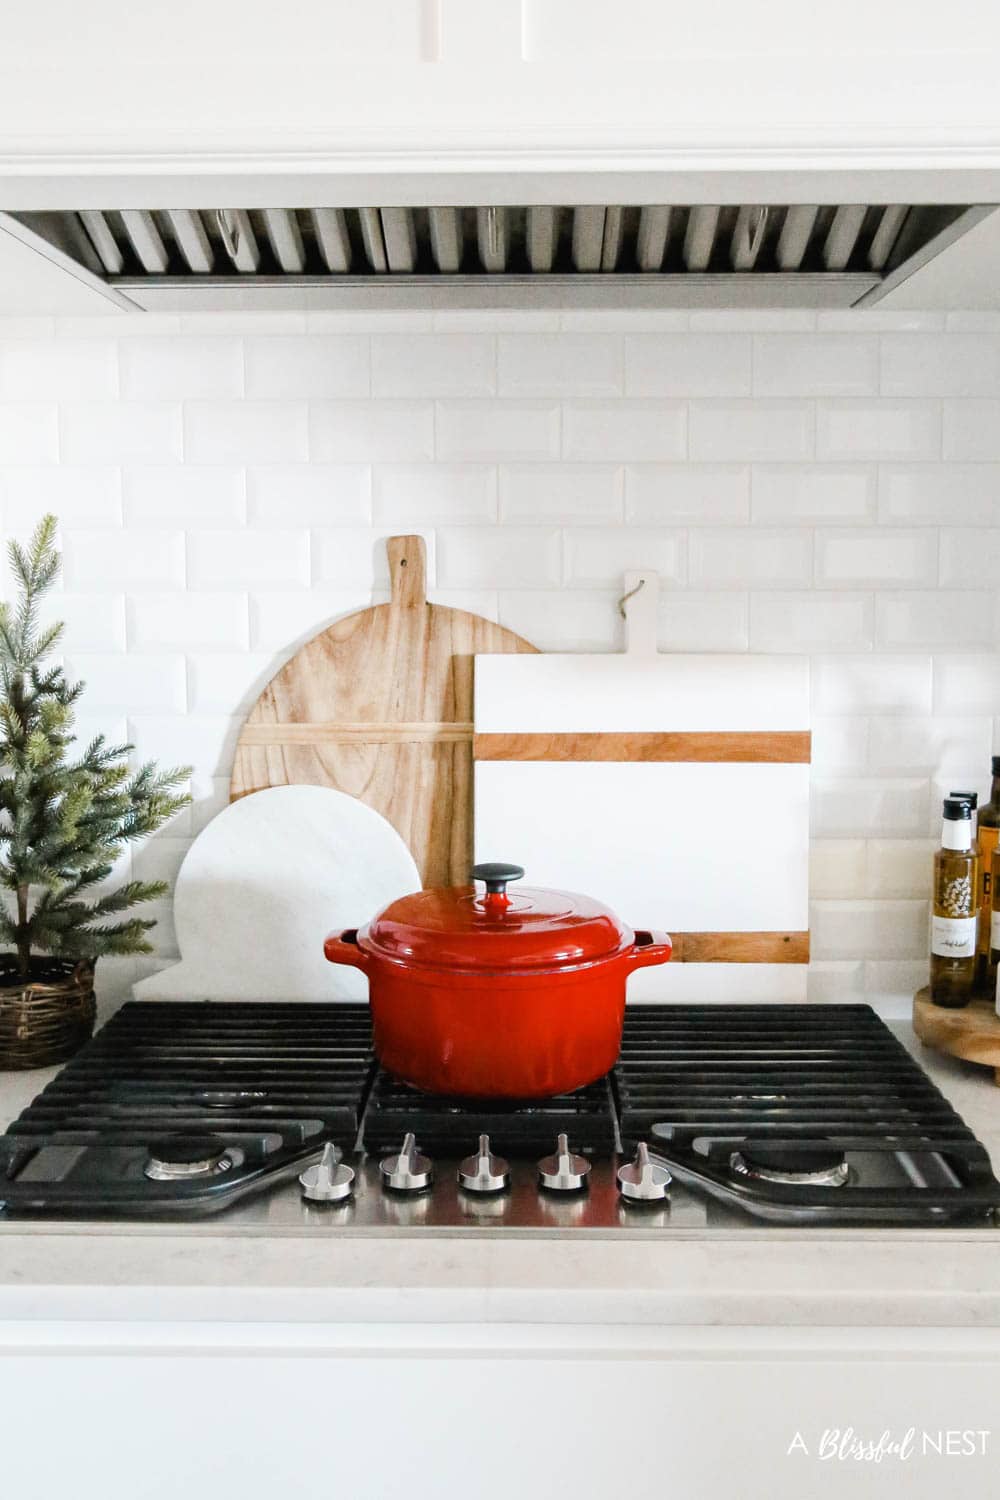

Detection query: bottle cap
xmin=943 ymin=797 xmax=972 ymax=820
xmin=993 ymin=755 xmax=1000 ymax=777
xmin=949 ymin=790 xmax=978 ymax=809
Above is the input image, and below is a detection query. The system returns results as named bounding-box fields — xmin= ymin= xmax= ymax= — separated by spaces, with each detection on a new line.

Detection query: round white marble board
xmin=133 ymin=785 xmax=421 ymax=1003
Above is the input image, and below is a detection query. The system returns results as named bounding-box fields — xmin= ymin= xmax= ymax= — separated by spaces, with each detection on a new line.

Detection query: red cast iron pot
xmin=324 ymin=862 xmax=671 ymax=1098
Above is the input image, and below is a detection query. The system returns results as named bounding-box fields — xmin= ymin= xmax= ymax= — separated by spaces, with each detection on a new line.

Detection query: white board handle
xmin=621 ymin=570 xmax=660 ymax=656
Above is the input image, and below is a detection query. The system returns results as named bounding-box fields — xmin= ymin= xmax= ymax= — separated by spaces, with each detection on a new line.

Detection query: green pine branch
xmin=0 ymin=515 xmax=192 ymax=978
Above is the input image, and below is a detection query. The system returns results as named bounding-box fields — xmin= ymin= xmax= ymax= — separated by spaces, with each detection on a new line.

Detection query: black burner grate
xmin=0 ymin=1001 xmax=375 ymax=1213
xmin=615 ymin=1003 xmax=976 ymax=1146
xmin=361 ymin=1070 xmax=616 ymax=1154
xmin=614 ymin=1003 xmax=1000 ymax=1222
xmin=6 ymin=1000 xmax=374 ymax=1145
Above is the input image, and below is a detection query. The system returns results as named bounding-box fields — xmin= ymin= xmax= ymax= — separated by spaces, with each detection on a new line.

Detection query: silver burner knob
xmin=380 ymin=1132 xmax=433 ymax=1193
xmin=457 ymin=1134 xmax=510 ymax=1194
xmin=537 ymin=1133 xmax=591 ymax=1193
xmin=299 ymin=1142 xmax=355 ymax=1203
xmin=617 ymin=1142 xmax=672 ymax=1204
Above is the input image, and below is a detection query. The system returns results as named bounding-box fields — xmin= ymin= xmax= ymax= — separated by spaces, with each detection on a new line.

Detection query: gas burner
xmin=730 ymin=1140 xmax=850 ymax=1189
xmin=196 ymin=1090 xmax=268 ymax=1110
xmin=144 ymin=1135 xmax=234 ymax=1181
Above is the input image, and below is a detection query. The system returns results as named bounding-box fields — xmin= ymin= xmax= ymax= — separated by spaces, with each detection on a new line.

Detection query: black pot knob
xmin=471 ymin=862 xmax=525 ymax=897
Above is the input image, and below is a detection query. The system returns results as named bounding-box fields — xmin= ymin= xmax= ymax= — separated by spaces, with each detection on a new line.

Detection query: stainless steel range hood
xmin=2 ymin=202 xmax=991 ymax=312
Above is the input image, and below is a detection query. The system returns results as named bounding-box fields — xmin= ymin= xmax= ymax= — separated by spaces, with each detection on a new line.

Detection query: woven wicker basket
xmin=0 ymin=956 xmax=96 ymax=1070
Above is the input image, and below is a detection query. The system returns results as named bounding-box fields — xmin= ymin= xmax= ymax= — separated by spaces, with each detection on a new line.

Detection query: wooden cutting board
xmin=230 ymin=534 xmax=537 ymax=887
xmin=474 ymin=568 xmax=810 ymax=1001
xmin=913 ymin=988 xmax=1000 ymax=1086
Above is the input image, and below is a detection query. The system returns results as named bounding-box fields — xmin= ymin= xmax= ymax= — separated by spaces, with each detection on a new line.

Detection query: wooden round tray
xmin=913 ymin=987 xmax=1000 ymax=1086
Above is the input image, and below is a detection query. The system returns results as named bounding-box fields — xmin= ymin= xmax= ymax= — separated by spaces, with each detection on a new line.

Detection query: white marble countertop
xmin=1 ymin=1001 xmax=998 ymax=1330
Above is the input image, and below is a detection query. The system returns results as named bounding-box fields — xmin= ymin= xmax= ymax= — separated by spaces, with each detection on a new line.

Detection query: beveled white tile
xmin=625 ymin=465 xmax=749 ymax=524
xmin=817 ymin=400 xmax=941 ymax=461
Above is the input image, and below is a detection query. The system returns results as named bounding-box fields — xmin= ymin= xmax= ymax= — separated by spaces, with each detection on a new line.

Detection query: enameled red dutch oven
xmin=324 ymin=862 xmax=672 ymax=1098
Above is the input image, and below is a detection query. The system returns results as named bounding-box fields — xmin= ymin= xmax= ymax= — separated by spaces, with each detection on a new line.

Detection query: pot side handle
xmin=627 ymin=930 xmax=673 ymax=970
xmin=323 ymin=928 xmax=370 ymax=970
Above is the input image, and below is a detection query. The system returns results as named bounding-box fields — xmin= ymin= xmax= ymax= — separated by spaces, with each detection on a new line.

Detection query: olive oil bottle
xmin=975 ymin=758 xmax=1000 ymax=989
xmin=930 ymin=797 xmax=978 ymax=1008
xmin=989 ymin=842 xmax=1000 ymax=1005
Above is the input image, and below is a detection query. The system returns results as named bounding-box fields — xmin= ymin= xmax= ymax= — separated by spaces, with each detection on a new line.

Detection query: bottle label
xmin=992 ymin=909 xmax=1000 ymax=953
xmin=931 ymin=915 xmax=977 ymax=958
xmin=977 ymin=826 xmax=999 ymax=954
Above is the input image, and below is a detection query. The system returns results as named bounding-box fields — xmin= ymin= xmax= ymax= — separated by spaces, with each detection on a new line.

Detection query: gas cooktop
xmin=1 ymin=1001 xmax=998 ymax=1228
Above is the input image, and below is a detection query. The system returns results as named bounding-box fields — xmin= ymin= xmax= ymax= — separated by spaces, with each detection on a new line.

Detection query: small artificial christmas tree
xmin=0 ymin=515 xmax=190 ymax=1063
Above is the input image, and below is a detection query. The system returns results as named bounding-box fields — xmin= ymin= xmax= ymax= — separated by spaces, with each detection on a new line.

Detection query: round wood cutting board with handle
xmin=230 ymin=534 xmax=537 ymax=888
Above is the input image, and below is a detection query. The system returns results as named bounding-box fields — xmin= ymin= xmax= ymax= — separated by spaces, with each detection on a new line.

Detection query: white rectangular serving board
xmin=474 ymin=599 xmax=810 ymax=1002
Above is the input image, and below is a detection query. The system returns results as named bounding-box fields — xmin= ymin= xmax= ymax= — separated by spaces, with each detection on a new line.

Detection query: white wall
xmin=1 ymin=304 xmax=997 ymax=1011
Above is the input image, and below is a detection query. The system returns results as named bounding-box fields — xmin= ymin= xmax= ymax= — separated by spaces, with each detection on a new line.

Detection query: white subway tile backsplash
xmin=123 ymin=466 xmax=245 ymax=527
xmin=66 ymin=652 xmax=187 ymax=713
xmin=658 ymin=592 xmax=749 ymax=652
xmin=942 ymin=400 xmax=1000 ymax=460
xmin=863 ymin=959 xmax=930 ymax=997
xmin=812 ymin=655 xmax=932 ymax=714
xmin=0 ymin=404 xmax=59 ymax=463
xmin=245 ymin=336 xmax=369 ymax=398
xmin=438 ymin=401 xmax=559 ymax=461
xmin=132 ymin=836 xmax=192 ymax=889
xmin=939 ymin=527 xmax=1000 ymax=587
xmin=249 ymin=590 xmax=382 ymax=651
xmin=807 ymin=961 xmax=865 ymax=1003
xmin=127 ymin=714 xmax=241 ymax=778
xmin=563 ymin=401 xmax=685 ymax=461
xmin=185 ymin=401 xmax=308 ymax=464
xmin=57 ymin=592 xmax=127 ymax=652
xmin=881 ymin=334 xmax=1000 ymax=397
xmin=878 ymin=464 xmax=1000 ymax=525
xmin=865 ymin=839 xmax=935 ymax=898
xmin=753 ymin=334 xmax=878 ymax=396
xmin=4 ymin=318 xmax=999 ymax=995
xmin=312 ymin=528 xmax=435 ymax=589
xmin=128 ymin=592 xmax=249 ymax=651
xmin=810 ymin=900 xmax=929 ymax=960
xmin=624 ymin=334 xmax=750 ymax=396
xmin=309 ymin=400 xmax=434 ymax=461
xmin=815 ymin=528 xmax=937 ymax=588
xmin=875 ymin=591 xmax=996 ymax=650
xmin=689 ymin=401 xmax=813 ymax=461
xmin=749 ymin=592 xmax=873 ymax=652
xmin=61 ymin=403 xmax=181 ymax=464
xmin=500 ymin=335 xmax=622 ymax=396
xmin=62 ymin=528 xmax=185 ymax=589
xmin=187 ymin=529 xmax=309 ymax=589
xmin=186 ymin=652 xmax=274 ymax=713
xmin=867 ymin=715 xmax=993 ymax=773
xmin=811 ymin=777 xmax=930 ymax=837
xmin=751 ymin=465 xmax=876 ymax=524
xmin=810 ymin=839 xmax=866 ymax=898
xmin=688 ymin=528 xmax=812 ymax=588
xmin=120 ymin=338 xmax=243 ymax=399
xmin=0 ymin=339 xmax=117 ymax=399
xmin=500 ymin=464 xmax=621 ymax=524
xmin=565 ymin=528 xmax=685 ymax=587
xmin=816 ymin=400 xmax=941 ymax=460
xmin=625 ymin=465 xmax=749 ymax=525
xmin=498 ymin=590 xmax=621 ymax=651
xmin=810 ymin=716 xmax=870 ymax=772
xmin=0 ymin=466 xmax=121 ymax=531
xmin=933 ymin=654 xmax=1000 ymax=714
xmin=437 ymin=527 xmax=561 ymax=588
xmin=374 ymin=465 xmax=496 ymax=525
xmin=373 ymin=334 xmax=493 ymax=397
xmin=247 ymin=465 xmax=371 ymax=527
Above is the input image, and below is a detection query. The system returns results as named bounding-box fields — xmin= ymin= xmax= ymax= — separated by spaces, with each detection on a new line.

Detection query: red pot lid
xmin=360 ymin=863 xmax=634 ymax=973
